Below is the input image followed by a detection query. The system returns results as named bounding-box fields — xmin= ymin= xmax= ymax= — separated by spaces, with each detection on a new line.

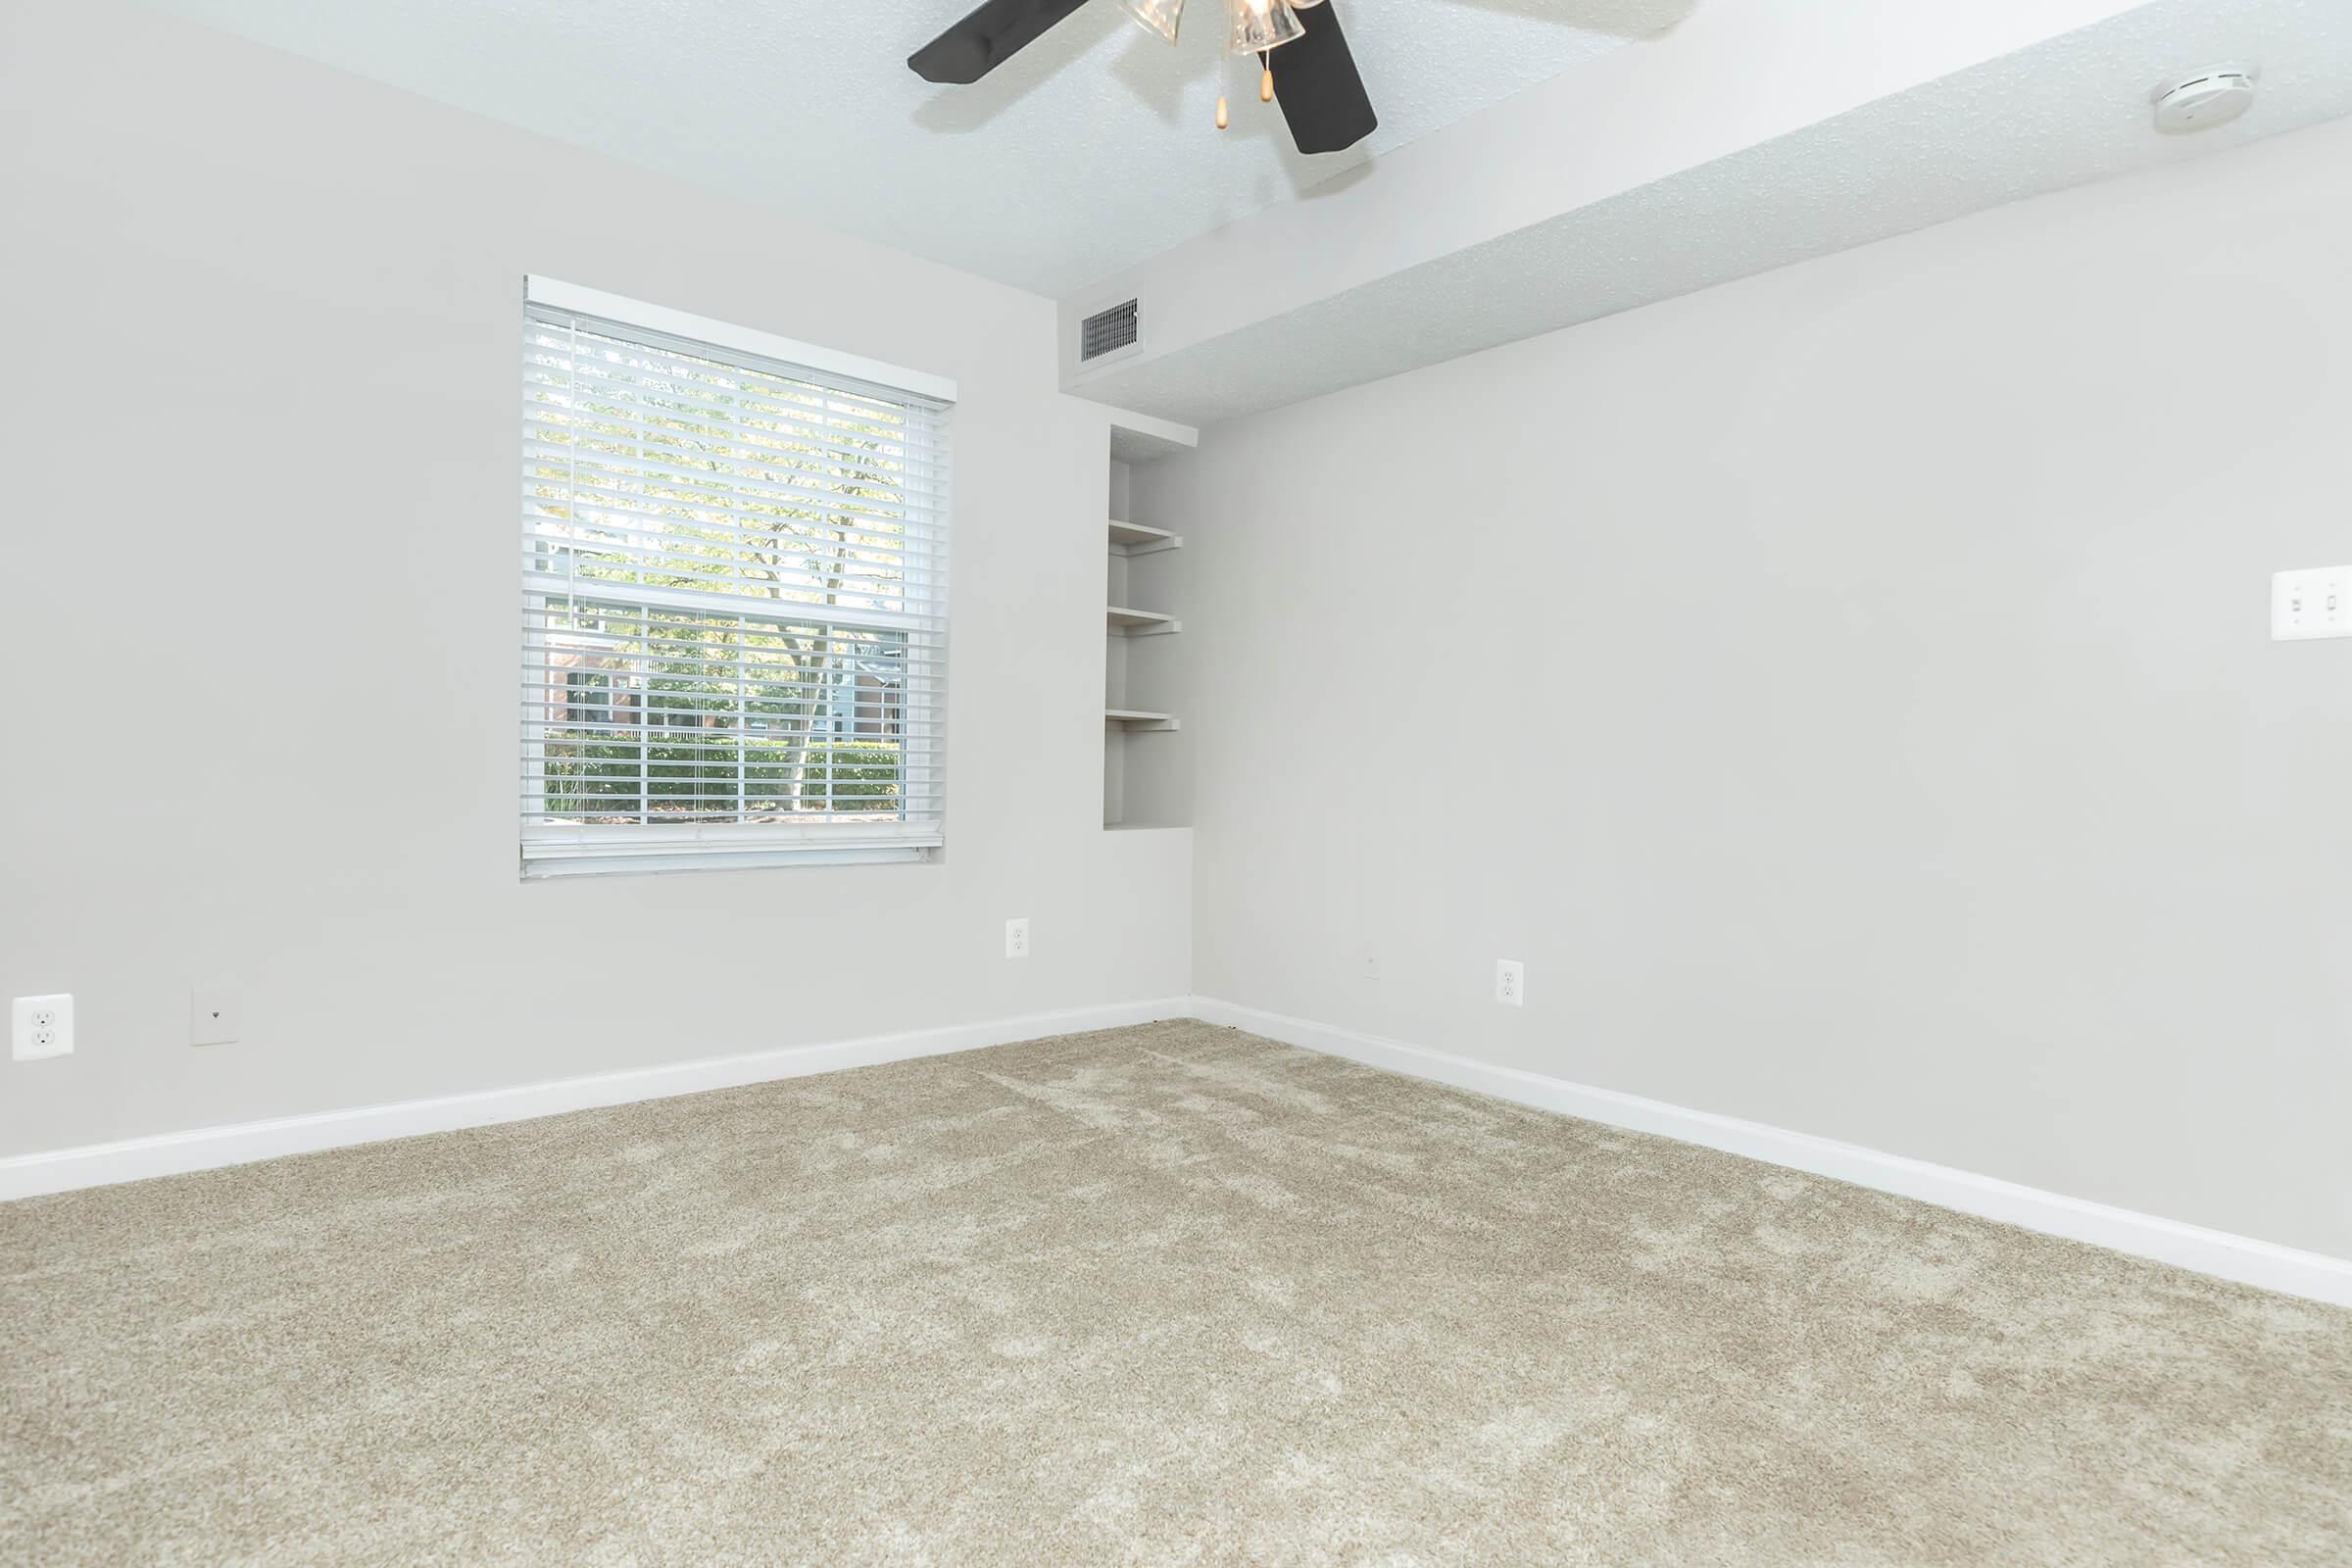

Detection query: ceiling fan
xmin=908 ymin=0 xmax=1378 ymax=154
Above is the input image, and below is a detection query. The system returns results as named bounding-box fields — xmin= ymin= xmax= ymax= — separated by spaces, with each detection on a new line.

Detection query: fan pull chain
xmin=1216 ymin=51 xmax=1274 ymax=131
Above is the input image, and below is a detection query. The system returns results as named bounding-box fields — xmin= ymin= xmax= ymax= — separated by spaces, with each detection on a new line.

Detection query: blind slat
xmin=518 ymin=407 xmax=953 ymax=487
xmin=524 ymin=535 xmax=936 ymax=592
xmin=520 ymin=364 xmax=954 ymax=471
xmin=521 ymin=441 xmax=946 ymax=528
xmin=523 ymin=310 xmax=933 ymax=420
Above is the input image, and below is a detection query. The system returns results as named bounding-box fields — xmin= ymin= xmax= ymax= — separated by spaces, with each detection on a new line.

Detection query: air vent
xmin=1081 ymin=299 xmax=1140 ymax=362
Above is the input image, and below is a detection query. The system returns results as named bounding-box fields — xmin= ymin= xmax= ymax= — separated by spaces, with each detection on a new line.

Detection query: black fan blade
xmin=908 ymin=0 xmax=1094 ymax=84
xmin=1269 ymin=3 xmax=1377 ymax=155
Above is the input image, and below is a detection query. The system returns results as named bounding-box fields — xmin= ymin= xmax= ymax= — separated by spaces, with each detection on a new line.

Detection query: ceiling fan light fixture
xmin=906 ymin=0 xmax=1377 ymax=157
xmin=1226 ymin=0 xmax=1303 ymax=57
xmin=1122 ymin=0 xmax=1184 ymax=44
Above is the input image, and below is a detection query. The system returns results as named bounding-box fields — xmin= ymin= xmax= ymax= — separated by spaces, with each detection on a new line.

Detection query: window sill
xmin=521 ymin=838 xmax=938 ymax=880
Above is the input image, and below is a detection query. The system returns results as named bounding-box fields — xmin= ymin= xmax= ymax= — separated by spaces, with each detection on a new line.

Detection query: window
xmin=518 ymin=279 xmax=953 ymax=877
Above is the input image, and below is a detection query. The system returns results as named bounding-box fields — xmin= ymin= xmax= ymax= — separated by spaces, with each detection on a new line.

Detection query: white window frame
xmin=519 ymin=277 xmax=955 ymax=879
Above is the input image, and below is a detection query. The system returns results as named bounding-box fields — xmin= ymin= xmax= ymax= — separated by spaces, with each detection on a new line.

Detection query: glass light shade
xmin=1122 ymin=0 xmax=1184 ymax=43
xmin=1227 ymin=0 xmax=1304 ymax=56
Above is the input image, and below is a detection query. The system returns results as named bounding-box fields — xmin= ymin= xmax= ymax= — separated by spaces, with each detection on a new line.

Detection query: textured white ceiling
xmin=1072 ymin=0 xmax=2352 ymax=422
xmin=133 ymin=0 xmax=1687 ymax=295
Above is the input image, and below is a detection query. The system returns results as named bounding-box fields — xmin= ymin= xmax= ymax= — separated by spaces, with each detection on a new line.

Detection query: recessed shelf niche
xmin=1100 ymin=406 xmax=1197 ymax=830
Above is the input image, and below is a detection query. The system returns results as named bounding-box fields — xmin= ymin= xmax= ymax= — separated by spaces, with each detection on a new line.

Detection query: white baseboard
xmin=0 ymin=997 xmax=1194 ymax=1202
xmin=14 ymin=991 xmax=2348 ymax=1308
xmin=1188 ymin=996 xmax=2352 ymax=1308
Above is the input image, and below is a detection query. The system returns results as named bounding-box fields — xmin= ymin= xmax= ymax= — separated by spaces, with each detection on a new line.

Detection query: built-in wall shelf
xmin=1100 ymin=402 xmax=1197 ymax=832
xmin=1109 ymin=519 xmax=1183 ymax=556
xmin=1107 ymin=605 xmax=1180 ymax=636
xmin=1103 ymin=405 xmax=1200 ymax=466
xmin=1105 ymin=709 xmax=1180 ymax=732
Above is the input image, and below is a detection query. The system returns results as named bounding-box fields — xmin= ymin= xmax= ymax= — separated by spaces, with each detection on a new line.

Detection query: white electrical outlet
xmin=190 ymin=988 xmax=240 ymax=1047
xmin=1494 ymin=959 xmax=1525 ymax=1007
xmin=2273 ymin=565 xmax=2352 ymax=641
xmin=1004 ymin=918 xmax=1031 ymax=959
xmin=12 ymin=994 xmax=74 ymax=1061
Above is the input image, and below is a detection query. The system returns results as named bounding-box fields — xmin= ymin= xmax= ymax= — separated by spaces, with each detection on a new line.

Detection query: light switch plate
xmin=2272 ymin=565 xmax=2352 ymax=641
xmin=190 ymin=988 xmax=240 ymax=1047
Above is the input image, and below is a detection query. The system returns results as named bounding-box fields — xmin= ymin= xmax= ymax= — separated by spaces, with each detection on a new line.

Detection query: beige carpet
xmin=3 ymin=1020 xmax=2347 ymax=1565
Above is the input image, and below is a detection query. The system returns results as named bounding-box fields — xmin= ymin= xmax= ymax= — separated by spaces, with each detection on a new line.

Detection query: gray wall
xmin=1140 ymin=116 xmax=2352 ymax=1258
xmin=0 ymin=0 xmax=1190 ymax=1157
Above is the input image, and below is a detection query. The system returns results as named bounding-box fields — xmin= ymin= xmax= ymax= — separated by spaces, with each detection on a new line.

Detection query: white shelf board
xmin=1108 ymin=518 xmax=1183 ymax=556
xmin=1104 ymin=709 xmax=1180 ymax=732
xmin=1107 ymin=605 xmax=1181 ymax=635
xmin=1100 ymin=404 xmax=1200 ymax=466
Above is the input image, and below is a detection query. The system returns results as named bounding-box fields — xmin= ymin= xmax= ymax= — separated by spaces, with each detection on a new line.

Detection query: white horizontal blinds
xmin=520 ymin=298 xmax=950 ymax=872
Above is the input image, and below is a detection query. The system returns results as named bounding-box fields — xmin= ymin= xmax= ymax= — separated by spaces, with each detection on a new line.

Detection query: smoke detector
xmin=2150 ymin=65 xmax=2258 ymax=133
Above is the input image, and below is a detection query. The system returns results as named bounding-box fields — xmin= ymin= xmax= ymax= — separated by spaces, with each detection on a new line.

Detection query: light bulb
xmin=1122 ymin=0 xmax=1184 ymax=44
xmin=1226 ymin=0 xmax=1303 ymax=57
